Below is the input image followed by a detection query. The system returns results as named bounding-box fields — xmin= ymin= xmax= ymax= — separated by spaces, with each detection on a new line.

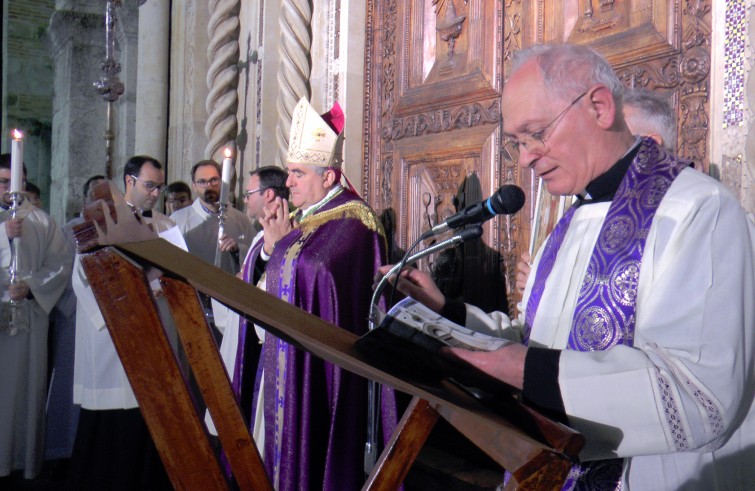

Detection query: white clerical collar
xmin=299 ymin=184 xmax=342 ymax=220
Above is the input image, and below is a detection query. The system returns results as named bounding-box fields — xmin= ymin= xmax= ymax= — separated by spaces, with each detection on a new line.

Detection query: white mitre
xmin=287 ymin=97 xmax=345 ymax=168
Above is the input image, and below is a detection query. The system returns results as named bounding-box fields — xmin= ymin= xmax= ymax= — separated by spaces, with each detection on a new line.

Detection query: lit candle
xmin=10 ymin=129 xmax=24 ymax=194
xmin=220 ymin=147 xmax=233 ymax=205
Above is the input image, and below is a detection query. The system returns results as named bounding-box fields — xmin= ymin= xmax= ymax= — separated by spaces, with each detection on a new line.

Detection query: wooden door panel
xmin=365 ymin=0 xmax=512 ymax=313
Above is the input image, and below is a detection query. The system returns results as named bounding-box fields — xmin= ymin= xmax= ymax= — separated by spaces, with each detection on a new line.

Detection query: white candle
xmin=10 ymin=130 xmax=24 ymax=193
xmin=220 ymin=147 xmax=233 ymax=205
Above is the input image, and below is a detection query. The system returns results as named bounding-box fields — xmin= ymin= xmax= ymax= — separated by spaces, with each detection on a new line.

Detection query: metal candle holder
xmin=1 ymin=191 xmax=29 ymax=336
xmin=213 ymin=202 xmax=228 ymax=268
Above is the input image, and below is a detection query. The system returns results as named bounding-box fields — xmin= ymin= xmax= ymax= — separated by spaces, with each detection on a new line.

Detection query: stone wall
xmin=2 ymin=0 xmax=55 ymax=208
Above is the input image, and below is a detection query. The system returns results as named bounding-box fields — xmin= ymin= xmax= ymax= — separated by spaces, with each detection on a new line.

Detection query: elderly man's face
xmin=285 ymin=163 xmax=331 ymax=209
xmin=502 ymin=61 xmax=595 ymax=196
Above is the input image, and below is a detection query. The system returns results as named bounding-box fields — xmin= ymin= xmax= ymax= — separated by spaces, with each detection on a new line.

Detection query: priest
xmin=245 ymin=98 xmax=399 ymax=490
xmin=0 ymin=154 xmax=70 ymax=479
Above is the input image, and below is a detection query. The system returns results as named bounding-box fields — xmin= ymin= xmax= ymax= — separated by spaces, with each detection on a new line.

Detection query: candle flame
xmin=11 ymin=129 xmax=23 ymax=140
xmin=224 ymin=147 xmax=233 ymax=158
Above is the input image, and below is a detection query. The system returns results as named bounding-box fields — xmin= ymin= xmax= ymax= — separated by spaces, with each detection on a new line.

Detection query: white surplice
xmin=72 ymin=211 xmax=176 ymax=410
xmin=0 ymin=202 xmax=70 ymax=478
xmin=464 ymin=168 xmax=755 ymax=490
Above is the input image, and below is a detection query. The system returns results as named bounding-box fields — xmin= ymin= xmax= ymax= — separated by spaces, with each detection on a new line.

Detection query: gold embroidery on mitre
xmin=287 ymin=97 xmax=339 ymax=168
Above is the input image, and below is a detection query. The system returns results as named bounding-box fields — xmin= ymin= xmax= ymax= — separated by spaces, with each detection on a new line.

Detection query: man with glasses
xmin=515 ymin=87 xmax=682 ymax=295
xmin=207 ymin=165 xmax=289 ymax=436
xmin=170 ymin=160 xmax=255 ymax=276
xmin=68 ymin=156 xmax=175 ymax=489
xmin=0 ymin=154 xmax=69 ymax=480
xmin=380 ymin=44 xmax=755 ymax=489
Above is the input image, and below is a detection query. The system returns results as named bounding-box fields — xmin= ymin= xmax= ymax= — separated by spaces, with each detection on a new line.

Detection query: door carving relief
xmin=362 ymin=0 xmax=711 ymax=314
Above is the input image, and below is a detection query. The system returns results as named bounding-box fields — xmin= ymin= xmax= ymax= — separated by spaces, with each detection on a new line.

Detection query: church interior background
xmin=2 ymin=0 xmax=754 ymax=306
xmin=1 ymin=0 xmax=755 ymax=487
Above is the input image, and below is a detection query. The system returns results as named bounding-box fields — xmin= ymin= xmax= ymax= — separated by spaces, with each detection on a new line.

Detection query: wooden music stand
xmin=74 ymin=194 xmax=583 ymax=491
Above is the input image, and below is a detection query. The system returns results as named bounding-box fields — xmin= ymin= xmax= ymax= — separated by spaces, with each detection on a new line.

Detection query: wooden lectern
xmin=74 ymin=192 xmax=583 ymax=490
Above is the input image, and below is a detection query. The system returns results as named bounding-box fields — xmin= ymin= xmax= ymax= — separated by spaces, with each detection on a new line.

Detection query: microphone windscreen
xmin=490 ymin=185 xmax=526 ymax=215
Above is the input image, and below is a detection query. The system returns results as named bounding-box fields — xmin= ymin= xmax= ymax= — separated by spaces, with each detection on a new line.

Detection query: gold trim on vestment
xmin=298 ymin=200 xmax=386 ymax=239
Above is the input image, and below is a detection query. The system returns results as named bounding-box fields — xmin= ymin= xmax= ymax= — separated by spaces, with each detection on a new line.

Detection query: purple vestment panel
xmin=523 ymin=138 xmax=689 ymax=490
xmin=247 ymin=189 xmax=399 ymax=491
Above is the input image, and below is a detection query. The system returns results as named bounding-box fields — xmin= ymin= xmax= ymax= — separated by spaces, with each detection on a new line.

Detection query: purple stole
xmin=231 ymin=246 xmax=257 ymax=398
xmin=524 ymin=138 xmax=689 ymax=489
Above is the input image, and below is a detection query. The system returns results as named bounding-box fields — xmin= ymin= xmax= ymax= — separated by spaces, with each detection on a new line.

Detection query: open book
xmin=369 ymin=297 xmax=511 ymax=352
xmin=356 ymin=298 xmax=514 ymax=399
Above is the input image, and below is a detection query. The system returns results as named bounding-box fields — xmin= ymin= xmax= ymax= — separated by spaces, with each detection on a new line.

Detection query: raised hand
xmin=259 ymin=197 xmax=293 ymax=255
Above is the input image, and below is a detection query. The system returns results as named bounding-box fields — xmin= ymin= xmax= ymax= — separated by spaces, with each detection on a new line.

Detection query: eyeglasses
xmin=194 ymin=177 xmax=221 ymax=188
xmin=505 ymin=90 xmax=588 ymax=156
xmin=242 ymin=188 xmax=267 ymax=199
xmin=129 ymin=175 xmax=165 ymax=193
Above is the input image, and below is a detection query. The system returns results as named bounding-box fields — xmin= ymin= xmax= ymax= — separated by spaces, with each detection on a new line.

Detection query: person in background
xmin=45 ymin=174 xmax=105 ymax=467
xmin=25 ymin=182 xmax=43 ymax=208
xmin=381 ymin=44 xmax=755 ymax=490
xmin=207 ymin=165 xmax=289 ymax=434
xmin=0 ymin=154 xmax=70 ymax=481
xmin=170 ymin=160 xmax=255 ymax=276
xmin=164 ymin=180 xmax=192 ymax=215
xmin=68 ymin=156 xmax=174 ymax=490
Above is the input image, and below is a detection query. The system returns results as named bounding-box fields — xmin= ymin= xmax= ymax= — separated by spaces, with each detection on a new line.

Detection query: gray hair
xmin=510 ymin=44 xmax=624 ymax=107
xmin=623 ymin=88 xmax=677 ymax=151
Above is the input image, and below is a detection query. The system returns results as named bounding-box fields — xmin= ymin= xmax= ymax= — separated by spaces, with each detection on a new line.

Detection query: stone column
xmin=274 ymin=0 xmax=312 ymax=166
xmin=114 ymin=1 xmax=139 ymax=177
xmin=168 ymin=0 xmax=211 ymax=184
xmin=135 ymin=0 xmax=169 ymax=163
xmin=47 ymin=5 xmax=107 ymax=223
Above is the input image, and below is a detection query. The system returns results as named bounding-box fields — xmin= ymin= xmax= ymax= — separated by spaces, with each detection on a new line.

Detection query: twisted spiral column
xmin=205 ymin=0 xmax=241 ymax=160
xmin=275 ymin=0 xmax=312 ymax=166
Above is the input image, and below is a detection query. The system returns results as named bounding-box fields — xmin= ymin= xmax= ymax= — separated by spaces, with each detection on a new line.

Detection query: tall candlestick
xmin=10 ymin=130 xmax=24 ymax=193
xmin=220 ymin=147 xmax=233 ymax=205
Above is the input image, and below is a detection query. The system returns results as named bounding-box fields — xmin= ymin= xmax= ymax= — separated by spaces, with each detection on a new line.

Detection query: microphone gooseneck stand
xmin=363 ymin=225 xmax=483 ymax=474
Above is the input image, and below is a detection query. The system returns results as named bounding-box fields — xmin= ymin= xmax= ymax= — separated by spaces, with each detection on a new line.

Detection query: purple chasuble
xmin=248 ymin=189 xmax=400 ymax=491
xmin=524 ymin=138 xmax=689 ymax=490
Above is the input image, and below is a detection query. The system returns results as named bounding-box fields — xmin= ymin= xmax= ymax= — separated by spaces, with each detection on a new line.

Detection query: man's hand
xmin=8 ymin=281 xmax=29 ymax=302
xmin=446 ymin=343 xmax=528 ymax=390
xmin=4 ymin=217 xmax=23 ymax=239
xmin=218 ymin=233 xmax=238 ymax=253
xmin=375 ymin=264 xmax=446 ymax=313
xmin=515 ymin=251 xmax=531 ymax=295
xmin=260 ymin=197 xmax=293 ymax=255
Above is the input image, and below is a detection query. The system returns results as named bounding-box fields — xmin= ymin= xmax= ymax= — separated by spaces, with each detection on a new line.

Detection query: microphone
xmin=421 ymin=184 xmax=526 ymax=239
xmin=369 ymin=225 xmax=483 ymax=329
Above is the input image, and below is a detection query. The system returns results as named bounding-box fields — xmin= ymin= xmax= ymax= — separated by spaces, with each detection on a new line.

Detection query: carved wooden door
xmin=363 ymin=0 xmax=516 ymax=313
xmin=362 ymin=0 xmax=711 ymax=314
